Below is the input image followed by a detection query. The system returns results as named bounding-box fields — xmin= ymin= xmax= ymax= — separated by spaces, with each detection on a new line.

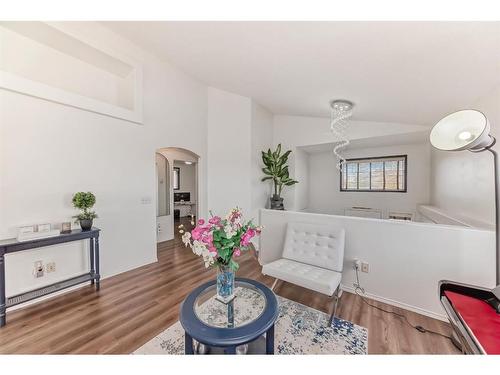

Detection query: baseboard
xmin=7 ymin=256 xmax=158 ymax=312
xmin=341 ymin=284 xmax=448 ymax=322
xmin=104 ymin=255 xmax=158 ymax=279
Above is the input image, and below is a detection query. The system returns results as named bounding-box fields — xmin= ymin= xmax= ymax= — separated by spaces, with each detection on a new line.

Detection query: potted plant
xmin=261 ymin=144 xmax=299 ymax=210
xmin=72 ymin=192 xmax=98 ymax=231
xmin=179 ymin=207 xmax=261 ymax=303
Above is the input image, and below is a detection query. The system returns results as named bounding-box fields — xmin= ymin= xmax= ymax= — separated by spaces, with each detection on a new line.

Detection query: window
xmin=173 ymin=167 xmax=180 ymax=190
xmin=340 ymin=155 xmax=407 ymax=192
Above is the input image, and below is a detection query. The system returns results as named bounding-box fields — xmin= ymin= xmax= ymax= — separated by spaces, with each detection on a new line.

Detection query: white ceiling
xmin=300 ymin=131 xmax=430 ymax=154
xmin=103 ymin=21 xmax=500 ymax=125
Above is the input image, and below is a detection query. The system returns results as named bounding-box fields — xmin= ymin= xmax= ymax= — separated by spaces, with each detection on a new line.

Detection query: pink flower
xmin=191 ymin=227 xmax=203 ymax=241
xmin=233 ymin=248 xmax=241 ymax=257
xmin=240 ymin=234 xmax=248 ymax=246
xmin=228 ymin=208 xmax=243 ymax=227
xmin=202 ymin=232 xmax=214 ymax=246
xmin=191 ymin=224 xmax=211 ymax=241
xmin=209 ymin=216 xmax=221 ymax=225
xmin=240 ymin=228 xmax=257 ymax=247
xmin=198 ymin=219 xmax=205 ymax=225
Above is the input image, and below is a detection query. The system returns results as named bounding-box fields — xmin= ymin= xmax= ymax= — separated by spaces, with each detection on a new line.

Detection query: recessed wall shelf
xmin=0 ymin=21 xmax=143 ymax=124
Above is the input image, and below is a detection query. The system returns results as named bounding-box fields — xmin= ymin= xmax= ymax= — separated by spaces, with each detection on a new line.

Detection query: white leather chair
xmin=261 ymin=222 xmax=345 ymax=325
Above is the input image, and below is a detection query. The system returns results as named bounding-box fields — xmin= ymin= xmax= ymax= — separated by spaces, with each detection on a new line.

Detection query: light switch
xmin=141 ymin=196 xmax=152 ymax=204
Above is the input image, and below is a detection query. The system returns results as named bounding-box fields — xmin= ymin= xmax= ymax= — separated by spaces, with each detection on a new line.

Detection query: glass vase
xmin=216 ymin=264 xmax=235 ymax=303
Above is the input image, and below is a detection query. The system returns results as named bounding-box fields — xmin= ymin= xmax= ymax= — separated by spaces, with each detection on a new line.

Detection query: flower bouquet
xmin=179 ymin=207 xmax=262 ymax=303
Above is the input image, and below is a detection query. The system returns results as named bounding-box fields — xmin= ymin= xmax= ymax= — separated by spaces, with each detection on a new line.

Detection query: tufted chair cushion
xmin=262 ymin=258 xmax=342 ymax=295
xmin=281 ymin=222 xmax=345 ymax=272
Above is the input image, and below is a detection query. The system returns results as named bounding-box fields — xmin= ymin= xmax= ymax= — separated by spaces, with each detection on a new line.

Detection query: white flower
xmin=224 ymin=224 xmax=236 ymax=238
xmin=192 ymin=240 xmax=206 ymax=256
xmin=182 ymin=232 xmax=192 ymax=247
xmin=202 ymin=250 xmax=216 ymax=268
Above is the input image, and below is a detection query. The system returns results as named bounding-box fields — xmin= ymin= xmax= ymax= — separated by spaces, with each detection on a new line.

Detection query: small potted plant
xmin=72 ymin=192 xmax=98 ymax=231
xmin=261 ymin=144 xmax=299 ymax=210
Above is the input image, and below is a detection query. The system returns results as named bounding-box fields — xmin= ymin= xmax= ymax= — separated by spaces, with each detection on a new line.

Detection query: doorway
xmin=155 ymin=147 xmax=200 ymax=243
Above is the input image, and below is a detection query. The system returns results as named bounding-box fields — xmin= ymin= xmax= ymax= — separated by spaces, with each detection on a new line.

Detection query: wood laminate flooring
xmin=0 ymin=218 xmax=459 ymax=354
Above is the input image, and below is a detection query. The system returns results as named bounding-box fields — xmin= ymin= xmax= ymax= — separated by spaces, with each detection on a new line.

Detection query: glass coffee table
xmin=179 ymin=278 xmax=279 ymax=354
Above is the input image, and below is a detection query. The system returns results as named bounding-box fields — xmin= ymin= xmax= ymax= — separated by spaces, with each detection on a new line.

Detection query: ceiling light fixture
xmin=330 ymin=99 xmax=354 ymax=170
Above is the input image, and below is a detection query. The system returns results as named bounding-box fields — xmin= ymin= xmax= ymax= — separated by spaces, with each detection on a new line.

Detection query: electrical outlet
xmin=361 ymin=262 xmax=370 ymax=273
xmin=46 ymin=262 xmax=56 ymax=273
xmin=34 ymin=261 xmax=44 ymax=278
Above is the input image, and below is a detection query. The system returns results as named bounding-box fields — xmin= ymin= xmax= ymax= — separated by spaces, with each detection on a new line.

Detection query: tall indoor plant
xmin=261 ymin=144 xmax=299 ymax=210
xmin=179 ymin=207 xmax=261 ymax=303
xmin=72 ymin=191 xmax=98 ymax=231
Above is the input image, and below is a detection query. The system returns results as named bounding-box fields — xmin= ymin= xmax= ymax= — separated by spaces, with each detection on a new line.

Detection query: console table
xmin=0 ymin=227 xmax=100 ymax=327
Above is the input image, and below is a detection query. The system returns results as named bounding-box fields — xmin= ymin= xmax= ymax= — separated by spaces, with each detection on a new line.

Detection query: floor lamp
xmin=430 ymin=109 xmax=500 ymax=304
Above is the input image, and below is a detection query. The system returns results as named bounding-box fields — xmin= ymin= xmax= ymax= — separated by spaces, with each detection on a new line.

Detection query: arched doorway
xmin=155 ymin=147 xmax=200 ymax=243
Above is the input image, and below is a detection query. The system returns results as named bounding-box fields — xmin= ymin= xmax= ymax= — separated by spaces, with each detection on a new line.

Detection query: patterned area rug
xmin=134 ymin=295 xmax=368 ymax=354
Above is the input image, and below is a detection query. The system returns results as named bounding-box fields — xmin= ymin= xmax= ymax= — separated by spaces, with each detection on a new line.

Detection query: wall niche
xmin=0 ymin=21 xmax=143 ymax=124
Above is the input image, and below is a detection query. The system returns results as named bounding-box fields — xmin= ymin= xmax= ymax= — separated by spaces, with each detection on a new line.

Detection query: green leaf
xmin=262 ymin=167 xmax=273 ymax=176
xmin=279 ymin=150 xmax=292 ymax=164
xmin=229 ymin=259 xmax=239 ymax=271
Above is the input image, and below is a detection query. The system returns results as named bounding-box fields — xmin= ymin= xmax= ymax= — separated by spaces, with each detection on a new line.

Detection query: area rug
xmin=133 ymin=294 xmax=368 ymax=355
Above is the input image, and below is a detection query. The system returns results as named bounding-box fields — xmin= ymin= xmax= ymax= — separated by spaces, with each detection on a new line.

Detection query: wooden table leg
xmin=185 ymin=333 xmax=194 ymax=354
xmin=266 ymin=324 xmax=275 ymax=354
xmin=0 ymin=252 xmax=5 ymax=327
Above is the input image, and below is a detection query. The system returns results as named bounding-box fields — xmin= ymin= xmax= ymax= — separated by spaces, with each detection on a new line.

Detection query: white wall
xmin=156 ymin=153 xmax=168 ymax=217
xmin=273 ymin=114 xmax=430 ymax=211
xmin=207 ymin=87 xmax=252 ymax=217
xmin=294 ymin=147 xmax=310 ymax=211
xmin=430 ymin=85 xmax=500 ymax=228
xmin=250 ymin=101 xmax=273 ymax=222
xmin=259 ymin=209 xmax=495 ymax=320
xmin=0 ymin=22 xmax=208 ymax=298
xmin=307 ymin=143 xmax=431 ymax=218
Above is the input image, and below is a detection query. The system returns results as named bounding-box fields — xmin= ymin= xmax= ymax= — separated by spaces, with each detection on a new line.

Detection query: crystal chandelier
xmin=330 ymin=99 xmax=354 ymax=170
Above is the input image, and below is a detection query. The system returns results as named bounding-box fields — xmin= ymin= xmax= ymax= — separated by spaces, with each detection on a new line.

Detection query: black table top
xmin=179 ymin=278 xmax=279 ymax=347
xmin=0 ymin=227 xmax=100 ymax=253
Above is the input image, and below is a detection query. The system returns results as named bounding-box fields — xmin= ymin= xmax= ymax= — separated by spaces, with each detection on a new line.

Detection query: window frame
xmin=173 ymin=167 xmax=181 ymax=190
xmin=339 ymin=154 xmax=407 ymax=193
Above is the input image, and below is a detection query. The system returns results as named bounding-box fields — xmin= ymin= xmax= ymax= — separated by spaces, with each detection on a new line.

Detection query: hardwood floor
xmin=0 ymin=219 xmax=459 ymax=354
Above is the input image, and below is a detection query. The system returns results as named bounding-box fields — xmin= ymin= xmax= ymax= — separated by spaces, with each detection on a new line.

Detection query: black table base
xmin=185 ymin=325 xmax=275 ymax=355
xmin=0 ymin=228 xmax=100 ymax=327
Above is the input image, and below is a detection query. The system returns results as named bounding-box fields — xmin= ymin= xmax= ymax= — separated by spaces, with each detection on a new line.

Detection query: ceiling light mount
xmin=330 ymin=99 xmax=354 ymax=112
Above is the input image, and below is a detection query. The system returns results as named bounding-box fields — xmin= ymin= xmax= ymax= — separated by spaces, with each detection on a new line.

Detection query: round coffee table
xmin=179 ymin=278 xmax=279 ymax=354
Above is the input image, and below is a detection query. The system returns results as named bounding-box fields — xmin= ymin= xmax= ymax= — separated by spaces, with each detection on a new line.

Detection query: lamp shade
xmin=430 ymin=109 xmax=492 ymax=151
